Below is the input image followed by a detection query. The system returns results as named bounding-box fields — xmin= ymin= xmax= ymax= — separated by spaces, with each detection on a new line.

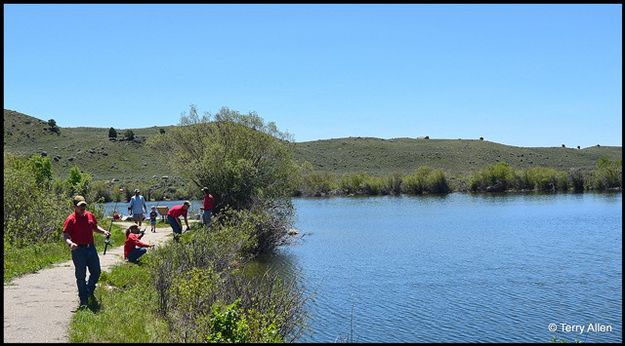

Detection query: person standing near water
xmin=167 ymin=201 xmax=191 ymax=240
xmin=63 ymin=195 xmax=111 ymax=308
xmin=201 ymin=187 xmax=215 ymax=228
xmin=128 ymin=189 xmax=147 ymax=226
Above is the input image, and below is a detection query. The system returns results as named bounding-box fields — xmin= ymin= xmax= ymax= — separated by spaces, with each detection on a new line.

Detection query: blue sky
xmin=4 ymin=4 xmax=622 ymax=147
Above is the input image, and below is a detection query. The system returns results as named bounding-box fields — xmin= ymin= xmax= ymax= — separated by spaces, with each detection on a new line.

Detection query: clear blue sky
xmin=4 ymin=4 xmax=622 ymax=147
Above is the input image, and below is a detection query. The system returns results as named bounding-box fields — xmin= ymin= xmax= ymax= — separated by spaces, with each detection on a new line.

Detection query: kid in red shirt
xmin=124 ymin=225 xmax=153 ymax=263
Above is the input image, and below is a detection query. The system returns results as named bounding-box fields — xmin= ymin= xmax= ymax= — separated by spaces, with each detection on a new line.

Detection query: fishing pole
xmin=104 ymin=188 xmax=124 ymax=255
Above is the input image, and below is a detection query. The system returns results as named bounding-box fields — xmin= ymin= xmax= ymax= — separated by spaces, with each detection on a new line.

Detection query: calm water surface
xmin=260 ymin=193 xmax=622 ymax=343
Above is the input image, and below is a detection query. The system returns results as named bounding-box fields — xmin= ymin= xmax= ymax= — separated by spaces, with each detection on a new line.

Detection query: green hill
xmin=295 ymin=136 xmax=622 ymax=177
xmin=4 ymin=109 xmax=176 ymax=184
xmin=4 ymin=109 xmax=622 ymax=184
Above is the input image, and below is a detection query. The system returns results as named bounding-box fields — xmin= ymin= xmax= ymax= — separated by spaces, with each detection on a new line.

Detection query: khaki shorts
xmin=132 ymin=213 xmax=145 ymax=222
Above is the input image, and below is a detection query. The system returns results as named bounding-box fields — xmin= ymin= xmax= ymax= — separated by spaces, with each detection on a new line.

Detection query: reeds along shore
xmin=294 ymin=159 xmax=622 ymax=197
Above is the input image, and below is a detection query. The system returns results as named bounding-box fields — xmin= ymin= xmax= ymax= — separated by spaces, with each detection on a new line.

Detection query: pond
xmin=264 ymin=193 xmax=622 ymax=342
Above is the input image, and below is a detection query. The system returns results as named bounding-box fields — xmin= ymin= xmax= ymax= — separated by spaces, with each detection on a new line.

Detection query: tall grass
xmin=150 ymin=212 xmax=307 ymax=342
xmin=296 ymin=158 xmax=622 ymax=196
xmin=402 ymin=166 xmax=450 ymax=194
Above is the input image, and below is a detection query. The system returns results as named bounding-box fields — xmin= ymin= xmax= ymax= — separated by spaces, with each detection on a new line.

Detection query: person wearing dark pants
xmin=124 ymin=224 xmax=153 ymax=263
xmin=167 ymin=201 xmax=191 ymax=240
xmin=70 ymin=244 xmax=101 ymax=305
xmin=63 ymin=195 xmax=111 ymax=308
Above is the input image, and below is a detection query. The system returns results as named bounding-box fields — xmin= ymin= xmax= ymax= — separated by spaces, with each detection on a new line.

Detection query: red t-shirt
xmin=124 ymin=233 xmax=150 ymax=259
xmin=167 ymin=205 xmax=187 ymax=218
xmin=63 ymin=211 xmax=98 ymax=245
xmin=203 ymin=194 xmax=215 ymax=210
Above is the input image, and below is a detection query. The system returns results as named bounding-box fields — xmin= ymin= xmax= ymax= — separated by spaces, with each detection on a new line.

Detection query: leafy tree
xmin=108 ymin=127 xmax=117 ymax=139
xmin=47 ymin=119 xmax=60 ymax=134
xmin=65 ymin=166 xmax=93 ymax=199
xmin=159 ymin=128 xmax=166 ymax=134
xmin=149 ymin=105 xmax=299 ymax=212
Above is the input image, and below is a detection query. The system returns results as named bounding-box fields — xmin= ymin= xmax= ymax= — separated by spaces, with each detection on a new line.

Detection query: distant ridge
xmin=4 ymin=109 xmax=622 ymax=181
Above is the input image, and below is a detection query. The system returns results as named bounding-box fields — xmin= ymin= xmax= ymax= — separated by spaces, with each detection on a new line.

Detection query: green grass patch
xmin=4 ymin=224 xmax=125 ymax=283
xmin=69 ymin=258 xmax=169 ymax=343
xmin=4 ymin=241 xmax=70 ymax=283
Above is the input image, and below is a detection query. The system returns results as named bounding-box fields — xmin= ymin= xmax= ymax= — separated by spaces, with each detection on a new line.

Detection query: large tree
xmin=148 ymin=105 xmax=300 ymax=212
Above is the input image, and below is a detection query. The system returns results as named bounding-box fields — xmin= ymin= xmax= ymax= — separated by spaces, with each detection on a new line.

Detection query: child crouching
xmin=124 ymin=224 xmax=153 ymax=263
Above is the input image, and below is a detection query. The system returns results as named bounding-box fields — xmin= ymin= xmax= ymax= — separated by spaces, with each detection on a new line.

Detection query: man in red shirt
xmin=63 ymin=195 xmax=111 ymax=308
xmin=200 ymin=187 xmax=215 ymax=228
xmin=167 ymin=200 xmax=191 ymax=240
xmin=124 ymin=224 xmax=153 ymax=263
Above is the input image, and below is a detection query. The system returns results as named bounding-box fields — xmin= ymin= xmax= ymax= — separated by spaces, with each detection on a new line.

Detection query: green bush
xmin=469 ymin=162 xmax=516 ymax=192
xmin=586 ymin=157 xmax=622 ymax=191
xmin=525 ymin=167 xmax=569 ymax=192
xmin=3 ymin=153 xmax=67 ymax=247
xmin=403 ymin=166 xmax=450 ymax=194
xmin=299 ymin=172 xmax=338 ymax=196
xmin=148 ymin=105 xmax=299 ymax=213
xmin=384 ymin=172 xmax=403 ymax=196
xmin=150 ymin=208 xmax=306 ymax=343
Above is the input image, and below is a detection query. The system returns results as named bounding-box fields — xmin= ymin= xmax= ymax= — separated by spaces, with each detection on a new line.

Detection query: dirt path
xmin=3 ymin=221 xmax=180 ymax=343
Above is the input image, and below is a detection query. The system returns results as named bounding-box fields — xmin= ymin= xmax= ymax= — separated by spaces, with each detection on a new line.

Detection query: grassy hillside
xmin=4 ymin=109 xmax=622 ymax=184
xmin=294 ymin=136 xmax=622 ymax=177
xmin=4 ymin=109 xmax=175 ymax=184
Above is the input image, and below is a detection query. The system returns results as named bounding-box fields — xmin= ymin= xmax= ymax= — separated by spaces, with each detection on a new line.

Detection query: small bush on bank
xmin=586 ymin=157 xmax=622 ymax=191
xmin=402 ymin=166 xmax=450 ymax=194
xmin=469 ymin=162 xmax=516 ymax=192
xmin=299 ymin=172 xmax=338 ymax=196
xmin=524 ymin=167 xmax=569 ymax=192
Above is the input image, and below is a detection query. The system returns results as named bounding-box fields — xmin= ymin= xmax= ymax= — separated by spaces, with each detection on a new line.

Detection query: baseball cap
xmin=201 ymin=187 xmax=209 ymax=191
xmin=183 ymin=200 xmax=191 ymax=206
xmin=73 ymin=195 xmax=87 ymax=207
xmin=134 ymin=189 xmax=140 ymax=193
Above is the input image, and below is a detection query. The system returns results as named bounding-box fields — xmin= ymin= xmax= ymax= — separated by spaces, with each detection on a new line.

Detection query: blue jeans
xmin=202 ymin=209 xmax=212 ymax=227
xmin=127 ymin=247 xmax=147 ymax=263
xmin=167 ymin=215 xmax=182 ymax=234
xmin=71 ymin=244 xmax=101 ymax=305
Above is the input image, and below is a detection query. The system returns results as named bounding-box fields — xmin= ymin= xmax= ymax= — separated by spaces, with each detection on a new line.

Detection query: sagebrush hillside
xmin=4 ymin=109 xmax=622 ymax=184
xmin=295 ymin=136 xmax=622 ymax=177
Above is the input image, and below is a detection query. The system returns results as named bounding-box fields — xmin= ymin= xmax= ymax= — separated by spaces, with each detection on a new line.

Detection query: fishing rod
xmin=104 ymin=188 xmax=124 ymax=255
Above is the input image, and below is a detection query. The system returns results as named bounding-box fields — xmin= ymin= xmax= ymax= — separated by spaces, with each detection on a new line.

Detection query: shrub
xmin=403 ymin=166 xmax=450 ymax=194
xmin=525 ymin=167 xmax=569 ymax=192
xmin=469 ymin=162 xmax=515 ymax=192
xmin=124 ymin=129 xmax=135 ymax=141
xmin=586 ymin=157 xmax=621 ymax=191
xmin=48 ymin=119 xmax=60 ymax=134
xmin=384 ymin=172 xmax=403 ymax=195
xmin=568 ymin=168 xmax=585 ymax=192
xmin=108 ymin=127 xmax=117 ymax=139
xmin=3 ymin=153 xmax=67 ymax=247
xmin=148 ymin=105 xmax=299 ymax=213
xmin=299 ymin=172 xmax=338 ymax=196
xmin=151 ymin=209 xmax=306 ymax=343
